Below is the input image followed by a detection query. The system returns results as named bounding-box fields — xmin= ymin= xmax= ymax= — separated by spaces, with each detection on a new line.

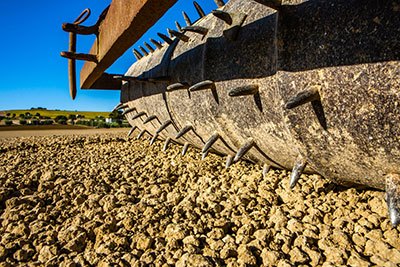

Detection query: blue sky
xmin=0 ymin=0 xmax=216 ymax=111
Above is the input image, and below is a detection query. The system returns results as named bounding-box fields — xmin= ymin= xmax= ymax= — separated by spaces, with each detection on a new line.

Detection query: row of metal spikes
xmin=113 ymin=102 xmax=310 ymax=189
xmin=133 ymin=0 xmax=284 ymax=60
xmin=115 ymin=75 xmax=321 ymax=110
xmin=115 ymin=75 xmax=261 ymax=97
xmin=133 ymin=0 xmax=224 ymax=61
xmin=60 ymin=0 xmax=282 ymax=63
xmin=116 ymin=102 xmax=400 ymax=227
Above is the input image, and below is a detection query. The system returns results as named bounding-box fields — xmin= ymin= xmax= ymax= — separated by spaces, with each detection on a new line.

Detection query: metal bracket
xmin=60 ymin=7 xmax=109 ymax=100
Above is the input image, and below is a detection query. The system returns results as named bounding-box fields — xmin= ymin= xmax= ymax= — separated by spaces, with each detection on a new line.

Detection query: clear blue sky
xmin=0 ymin=0 xmax=216 ymax=111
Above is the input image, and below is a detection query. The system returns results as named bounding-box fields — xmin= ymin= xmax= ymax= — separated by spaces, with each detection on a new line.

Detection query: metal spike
xmin=388 ymin=196 xmax=400 ymax=227
xmin=289 ymin=155 xmax=307 ymax=189
xmin=62 ymin=23 xmax=98 ymax=35
xmin=202 ymin=133 xmax=220 ymax=154
xmin=131 ymin=111 xmax=146 ymax=120
xmin=156 ymin=120 xmax=172 ymax=134
xmin=133 ymin=49 xmax=143 ymax=60
xmin=386 ymin=174 xmax=400 ymax=226
xmin=189 ymin=80 xmax=215 ymax=92
xmin=137 ymin=130 xmax=146 ymax=140
xmin=182 ymin=26 xmax=208 ymax=35
xmin=150 ymin=38 xmax=163 ymax=49
xmin=168 ymin=29 xmax=173 ymax=38
xmin=112 ymin=103 xmax=122 ymax=111
xmin=112 ymin=103 xmax=125 ymax=112
xmin=157 ymin=33 xmax=173 ymax=45
xmin=222 ymin=12 xmax=247 ymax=41
xmin=175 ymin=21 xmax=182 ymax=32
xmin=119 ymin=104 xmax=129 ymax=110
xmin=229 ymin=85 xmax=259 ymax=97
xmin=225 ymin=155 xmax=234 ymax=169
xmin=60 ymin=51 xmax=97 ymax=62
xmin=182 ymin=11 xmax=192 ymax=26
xmin=127 ymin=126 xmax=137 ymax=138
xmin=201 ymin=151 xmax=209 ymax=160
xmin=119 ymin=104 xmax=129 ymax=109
xmin=233 ymin=139 xmax=255 ymax=162
xmin=150 ymin=133 xmax=158 ymax=145
xmin=285 ymin=85 xmax=321 ymax=109
xmin=214 ymin=0 xmax=225 ymax=7
xmin=122 ymin=107 xmax=136 ymax=116
xmin=212 ymin=10 xmax=232 ymax=25
xmin=176 ymin=125 xmax=193 ymax=139
xmin=167 ymin=83 xmax=189 ymax=91
xmin=193 ymin=1 xmax=206 ymax=18
xmin=163 ymin=137 xmax=172 ymax=151
xmin=133 ymin=52 xmax=141 ymax=61
xmin=139 ymin=46 xmax=149 ymax=56
xmin=113 ymin=75 xmax=139 ymax=82
xmin=262 ymin=164 xmax=270 ymax=178
xmin=144 ymin=42 xmax=154 ymax=53
xmin=182 ymin=142 xmax=190 ymax=156
xmin=168 ymin=29 xmax=189 ymax=42
xmin=143 ymin=115 xmax=157 ymax=124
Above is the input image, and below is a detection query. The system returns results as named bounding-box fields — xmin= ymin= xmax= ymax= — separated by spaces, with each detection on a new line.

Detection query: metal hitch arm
xmin=60 ymin=9 xmax=93 ymax=100
xmin=60 ymin=7 xmax=110 ymax=100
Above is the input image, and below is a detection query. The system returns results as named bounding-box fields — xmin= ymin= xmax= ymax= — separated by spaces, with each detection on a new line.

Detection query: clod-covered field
xmin=0 ymin=132 xmax=399 ymax=266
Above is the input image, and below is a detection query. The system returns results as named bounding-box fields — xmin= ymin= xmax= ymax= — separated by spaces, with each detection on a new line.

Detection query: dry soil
xmin=0 ymin=131 xmax=399 ymax=266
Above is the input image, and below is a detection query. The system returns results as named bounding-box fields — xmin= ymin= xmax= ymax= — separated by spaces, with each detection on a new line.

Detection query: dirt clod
xmin=0 ymin=132 xmax=399 ymax=265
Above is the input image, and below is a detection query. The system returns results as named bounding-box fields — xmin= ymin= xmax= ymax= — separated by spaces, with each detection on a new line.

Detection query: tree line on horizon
xmin=0 ymin=110 xmax=128 ymax=128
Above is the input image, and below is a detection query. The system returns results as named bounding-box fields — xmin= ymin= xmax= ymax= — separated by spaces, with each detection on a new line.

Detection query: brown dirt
xmin=0 ymin=131 xmax=399 ymax=266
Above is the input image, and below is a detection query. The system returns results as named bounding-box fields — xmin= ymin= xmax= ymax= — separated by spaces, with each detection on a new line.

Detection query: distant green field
xmin=2 ymin=109 xmax=111 ymax=120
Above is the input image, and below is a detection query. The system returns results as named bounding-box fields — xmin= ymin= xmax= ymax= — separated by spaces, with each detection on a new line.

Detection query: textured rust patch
xmin=79 ymin=0 xmax=177 ymax=89
xmin=120 ymin=0 xmax=399 ymax=192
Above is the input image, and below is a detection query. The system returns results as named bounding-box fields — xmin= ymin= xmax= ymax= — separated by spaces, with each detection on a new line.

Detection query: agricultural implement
xmin=61 ymin=0 xmax=400 ymax=225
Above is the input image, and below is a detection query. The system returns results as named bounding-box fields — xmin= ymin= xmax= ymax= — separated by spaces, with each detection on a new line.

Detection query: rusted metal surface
xmin=60 ymin=51 xmax=97 ymax=62
xmin=78 ymin=0 xmax=177 ymax=90
xmin=278 ymin=0 xmax=400 ymax=190
xmin=115 ymin=0 xmax=400 ymax=224
xmin=61 ymin=7 xmax=110 ymax=99
xmin=60 ymin=9 xmax=91 ymax=100
xmin=62 ymin=0 xmax=400 ymax=224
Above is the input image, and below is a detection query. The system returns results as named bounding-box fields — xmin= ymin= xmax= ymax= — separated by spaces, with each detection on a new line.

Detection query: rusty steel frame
xmin=79 ymin=0 xmax=177 ymax=90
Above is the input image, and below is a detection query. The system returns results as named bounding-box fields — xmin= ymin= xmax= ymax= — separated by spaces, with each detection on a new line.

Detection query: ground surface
xmin=0 ymin=131 xmax=399 ymax=266
xmin=0 ymin=125 xmax=93 ymax=133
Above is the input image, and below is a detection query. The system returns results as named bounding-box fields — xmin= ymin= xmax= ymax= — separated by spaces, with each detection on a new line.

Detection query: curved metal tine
xmin=127 ymin=126 xmax=137 ymax=138
xmin=202 ymin=133 xmax=219 ymax=154
xmin=233 ymin=139 xmax=255 ymax=162
xmin=163 ymin=137 xmax=172 ymax=151
xmin=150 ymin=38 xmax=163 ymax=49
xmin=289 ymin=155 xmax=308 ymax=189
xmin=182 ymin=142 xmax=190 ymax=156
xmin=225 ymin=155 xmax=234 ymax=169
xmin=193 ymin=1 xmax=206 ymax=18
xmin=182 ymin=11 xmax=192 ymax=26
xmin=175 ymin=125 xmax=193 ymax=139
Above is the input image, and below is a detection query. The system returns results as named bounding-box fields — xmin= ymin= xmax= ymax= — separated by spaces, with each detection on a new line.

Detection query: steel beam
xmin=80 ymin=0 xmax=177 ymax=90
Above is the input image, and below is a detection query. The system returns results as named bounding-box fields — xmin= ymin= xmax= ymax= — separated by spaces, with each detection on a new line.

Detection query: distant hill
xmin=2 ymin=109 xmax=111 ymax=120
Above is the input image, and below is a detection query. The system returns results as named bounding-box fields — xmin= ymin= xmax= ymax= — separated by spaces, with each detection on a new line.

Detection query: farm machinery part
xmin=61 ymin=0 xmax=400 ymax=225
